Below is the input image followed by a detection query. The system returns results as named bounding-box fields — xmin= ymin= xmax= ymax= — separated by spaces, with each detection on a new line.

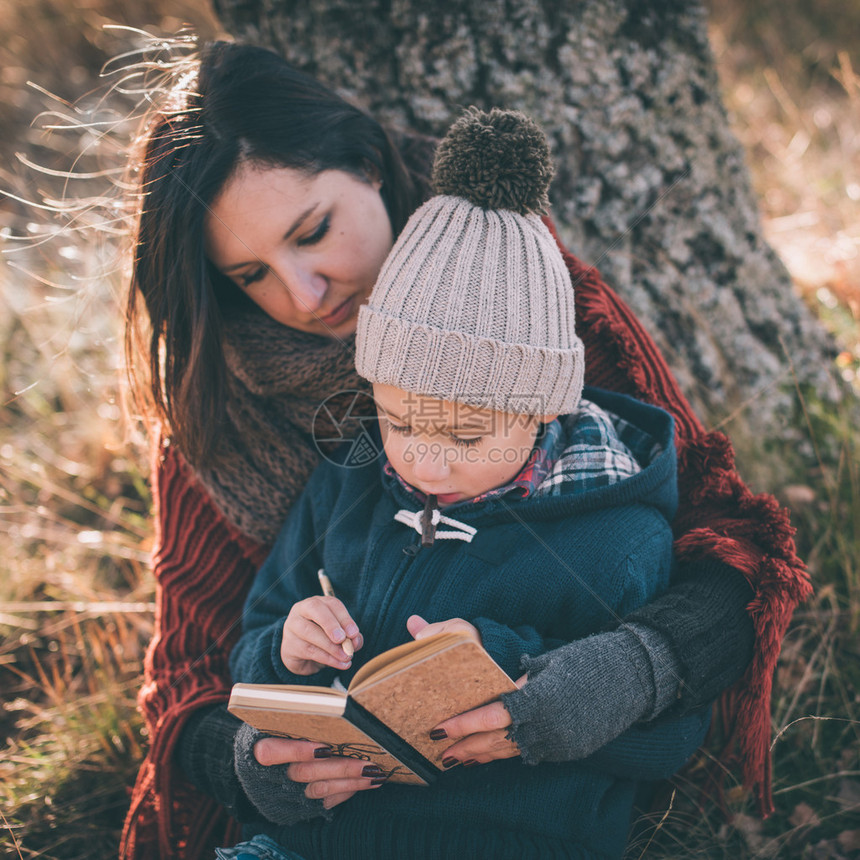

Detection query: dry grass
xmin=1 ymin=2 xmax=859 ymax=858
xmin=0 ymin=220 xmax=154 ymax=858
xmin=709 ymin=0 xmax=860 ymax=390
xmin=0 ymin=6 xmax=217 ymax=858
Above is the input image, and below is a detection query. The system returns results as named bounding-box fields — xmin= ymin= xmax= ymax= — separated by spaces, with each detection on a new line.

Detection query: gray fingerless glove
xmin=233 ymin=722 xmax=334 ymax=826
xmin=501 ymin=623 xmax=680 ymax=765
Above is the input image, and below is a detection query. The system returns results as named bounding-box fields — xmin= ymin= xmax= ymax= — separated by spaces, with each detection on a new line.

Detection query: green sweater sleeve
xmin=626 ymin=557 xmax=755 ymax=710
xmin=503 ymin=560 xmax=754 ymax=764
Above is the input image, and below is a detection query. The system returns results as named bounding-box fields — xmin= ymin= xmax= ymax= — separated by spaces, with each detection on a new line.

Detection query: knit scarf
xmin=193 ymin=308 xmax=373 ymax=545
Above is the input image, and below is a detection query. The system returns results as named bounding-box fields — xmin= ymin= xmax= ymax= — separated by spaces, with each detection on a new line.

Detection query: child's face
xmin=373 ymin=383 xmax=553 ymax=506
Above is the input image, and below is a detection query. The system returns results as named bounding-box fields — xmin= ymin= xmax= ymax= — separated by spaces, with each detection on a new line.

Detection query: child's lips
xmin=434 ymin=492 xmax=464 ymax=505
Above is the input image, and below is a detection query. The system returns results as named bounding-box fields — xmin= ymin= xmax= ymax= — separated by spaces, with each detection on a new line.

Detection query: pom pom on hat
xmin=432 ymin=107 xmax=554 ymax=215
xmin=355 ymin=106 xmax=585 ymax=417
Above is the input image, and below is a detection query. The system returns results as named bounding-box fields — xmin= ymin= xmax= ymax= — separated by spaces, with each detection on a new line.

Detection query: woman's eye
xmin=298 ymin=215 xmax=330 ymax=247
xmin=238 ymin=267 xmax=266 ymax=288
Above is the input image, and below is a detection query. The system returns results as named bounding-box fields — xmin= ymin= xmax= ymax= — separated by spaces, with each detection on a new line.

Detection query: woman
xmin=120 ymin=40 xmax=809 ymax=859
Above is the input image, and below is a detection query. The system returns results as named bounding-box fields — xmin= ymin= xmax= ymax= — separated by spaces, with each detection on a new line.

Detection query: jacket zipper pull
xmin=421 ymin=494 xmax=438 ymax=547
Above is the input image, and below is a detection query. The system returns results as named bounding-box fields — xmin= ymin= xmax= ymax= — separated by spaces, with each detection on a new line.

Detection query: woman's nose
xmin=276 ymin=259 xmax=327 ymax=312
xmin=410 ymin=442 xmax=451 ymax=483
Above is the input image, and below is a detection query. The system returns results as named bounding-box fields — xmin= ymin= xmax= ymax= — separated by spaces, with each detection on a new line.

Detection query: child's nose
xmin=411 ymin=442 xmax=451 ymax=483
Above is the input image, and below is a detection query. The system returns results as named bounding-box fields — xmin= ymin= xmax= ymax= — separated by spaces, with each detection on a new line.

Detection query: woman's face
xmin=205 ymin=164 xmax=394 ymax=338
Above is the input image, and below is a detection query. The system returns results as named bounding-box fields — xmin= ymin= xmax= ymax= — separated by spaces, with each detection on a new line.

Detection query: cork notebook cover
xmin=228 ymin=631 xmax=515 ymax=784
xmin=349 ymin=633 xmax=517 ymax=768
xmin=228 ymin=685 xmax=428 ymax=785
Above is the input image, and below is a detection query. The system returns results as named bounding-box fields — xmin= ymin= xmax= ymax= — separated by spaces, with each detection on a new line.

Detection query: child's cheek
xmin=391 ymin=437 xmax=414 ymax=476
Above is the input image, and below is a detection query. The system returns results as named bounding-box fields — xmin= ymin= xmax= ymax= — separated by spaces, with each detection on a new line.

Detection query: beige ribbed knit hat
xmin=355 ymin=107 xmax=585 ymax=417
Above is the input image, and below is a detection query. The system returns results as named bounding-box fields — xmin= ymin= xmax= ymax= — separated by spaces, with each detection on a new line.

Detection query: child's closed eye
xmin=450 ymin=435 xmax=482 ymax=448
xmin=384 ymin=419 xmax=412 ymax=436
xmin=383 ymin=417 xmax=482 ymax=447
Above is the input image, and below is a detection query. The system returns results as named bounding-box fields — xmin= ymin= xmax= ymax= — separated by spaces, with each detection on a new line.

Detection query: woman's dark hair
xmin=126 ymin=41 xmax=430 ymax=467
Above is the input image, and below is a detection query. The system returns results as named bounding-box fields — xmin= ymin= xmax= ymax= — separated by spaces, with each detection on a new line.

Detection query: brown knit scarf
xmin=193 ymin=308 xmax=372 ymax=545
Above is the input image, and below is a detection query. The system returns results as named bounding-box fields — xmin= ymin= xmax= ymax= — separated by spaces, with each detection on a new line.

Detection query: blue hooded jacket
xmin=231 ymin=389 xmax=710 ymax=859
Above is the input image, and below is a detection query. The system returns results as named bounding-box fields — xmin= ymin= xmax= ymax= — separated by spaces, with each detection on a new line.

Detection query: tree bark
xmin=211 ymin=0 xmax=837 ymax=440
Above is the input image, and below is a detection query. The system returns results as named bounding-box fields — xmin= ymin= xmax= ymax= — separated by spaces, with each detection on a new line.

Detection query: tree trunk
xmin=211 ymin=0 xmax=837 ymax=441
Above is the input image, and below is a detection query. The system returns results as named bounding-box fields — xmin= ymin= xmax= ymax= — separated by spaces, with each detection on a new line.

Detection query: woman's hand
xmin=429 ymin=674 xmax=528 ymax=766
xmin=254 ymin=736 xmax=386 ymax=809
xmin=407 ymin=615 xmax=522 ymax=765
xmin=281 ymin=596 xmax=363 ymax=674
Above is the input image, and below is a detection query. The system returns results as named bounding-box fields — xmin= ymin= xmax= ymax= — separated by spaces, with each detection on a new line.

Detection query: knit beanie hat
xmin=355 ymin=107 xmax=585 ymax=417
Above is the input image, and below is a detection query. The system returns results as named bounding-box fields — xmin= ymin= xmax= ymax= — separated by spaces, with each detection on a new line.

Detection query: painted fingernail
xmin=369 ymin=777 xmax=387 ymax=786
xmin=313 ymin=747 xmax=333 ymax=758
xmin=362 ymin=765 xmax=385 ymax=777
xmin=429 ymin=729 xmax=447 ymax=740
xmin=463 ymin=759 xmax=478 ymax=767
xmin=442 ymin=757 xmax=459 ymax=769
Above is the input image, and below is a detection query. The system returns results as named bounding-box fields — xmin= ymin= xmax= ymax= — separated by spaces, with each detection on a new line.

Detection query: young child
xmin=225 ymin=109 xmax=710 ymax=860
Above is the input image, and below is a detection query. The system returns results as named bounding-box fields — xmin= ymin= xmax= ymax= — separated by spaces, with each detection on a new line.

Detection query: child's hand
xmin=281 ymin=596 xmax=362 ymax=674
xmin=406 ymin=614 xmax=481 ymax=644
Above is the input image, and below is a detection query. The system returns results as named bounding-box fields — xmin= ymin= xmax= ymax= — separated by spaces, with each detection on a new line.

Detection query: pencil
xmin=317 ymin=568 xmax=355 ymax=658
